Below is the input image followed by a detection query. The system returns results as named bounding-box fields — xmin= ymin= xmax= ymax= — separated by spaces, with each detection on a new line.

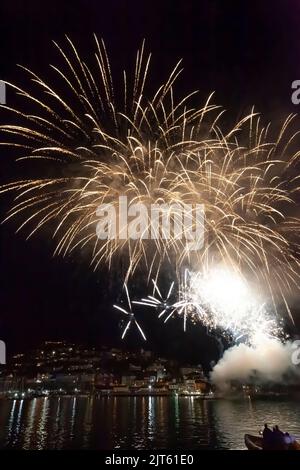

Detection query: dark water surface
xmin=0 ymin=396 xmax=299 ymax=449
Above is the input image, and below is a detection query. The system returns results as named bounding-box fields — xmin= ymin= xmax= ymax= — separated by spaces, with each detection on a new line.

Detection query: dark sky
xmin=0 ymin=0 xmax=300 ymax=366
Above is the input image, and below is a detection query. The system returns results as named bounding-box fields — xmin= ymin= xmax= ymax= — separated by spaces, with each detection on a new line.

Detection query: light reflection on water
xmin=0 ymin=396 xmax=299 ymax=449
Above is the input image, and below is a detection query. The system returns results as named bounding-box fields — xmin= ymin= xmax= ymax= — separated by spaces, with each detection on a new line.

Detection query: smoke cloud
xmin=211 ymin=338 xmax=300 ymax=390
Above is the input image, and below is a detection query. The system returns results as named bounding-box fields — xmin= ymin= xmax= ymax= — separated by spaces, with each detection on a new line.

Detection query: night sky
xmin=0 ymin=0 xmax=300 ymax=367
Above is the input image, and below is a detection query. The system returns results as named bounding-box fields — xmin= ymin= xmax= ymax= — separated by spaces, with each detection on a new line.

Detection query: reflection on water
xmin=0 ymin=396 xmax=299 ymax=449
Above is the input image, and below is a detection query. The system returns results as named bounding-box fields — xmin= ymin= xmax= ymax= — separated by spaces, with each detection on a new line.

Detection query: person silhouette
xmin=262 ymin=423 xmax=273 ymax=450
xmin=273 ymin=425 xmax=285 ymax=449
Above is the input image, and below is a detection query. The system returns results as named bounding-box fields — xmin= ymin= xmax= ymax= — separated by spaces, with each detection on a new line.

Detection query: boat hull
xmin=244 ymin=434 xmax=300 ymax=450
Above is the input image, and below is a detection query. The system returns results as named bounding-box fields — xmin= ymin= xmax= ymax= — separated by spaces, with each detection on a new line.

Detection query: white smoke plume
xmin=211 ymin=338 xmax=300 ymax=390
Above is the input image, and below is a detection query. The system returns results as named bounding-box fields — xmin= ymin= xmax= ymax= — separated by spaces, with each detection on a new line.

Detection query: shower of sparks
xmin=113 ymin=283 xmax=146 ymax=341
xmin=170 ymin=269 xmax=207 ymax=332
xmin=1 ymin=37 xmax=300 ymax=325
xmin=172 ymin=268 xmax=284 ymax=343
xmin=134 ymin=268 xmax=285 ymax=343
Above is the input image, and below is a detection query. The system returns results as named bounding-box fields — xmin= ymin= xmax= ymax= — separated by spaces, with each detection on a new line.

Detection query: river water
xmin=0 ymin=396 xmax=299 ymax=449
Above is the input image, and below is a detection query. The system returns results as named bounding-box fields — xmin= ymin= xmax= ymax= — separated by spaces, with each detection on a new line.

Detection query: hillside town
xmin=0 ymin=341 xmax=213 ymax=398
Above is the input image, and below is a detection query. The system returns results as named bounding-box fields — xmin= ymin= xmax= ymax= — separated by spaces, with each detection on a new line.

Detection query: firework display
xmin=1 ymin=38 xmax=300 ymax=342
xmin=113 ymin=283 xmax=146 ymax=340
xmin=132 ymin=269 xmax=285 ymax=344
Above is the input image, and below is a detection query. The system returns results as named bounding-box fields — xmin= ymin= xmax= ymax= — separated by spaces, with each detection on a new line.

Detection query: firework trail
xmin=113 ymin=283 xmax=146 ymax=340
xmin=133 ymin=278 xmax=174 ymax=319
xmin=1 ymin=37 xmax=300 ymax=323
